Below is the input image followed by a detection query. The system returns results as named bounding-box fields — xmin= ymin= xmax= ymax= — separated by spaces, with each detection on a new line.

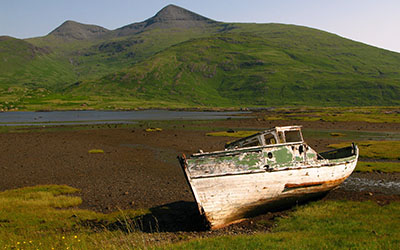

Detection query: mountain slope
xmin=21 ymin=5 xmax=224 ymax=87
xmin=114 ymin=4 xmax=218 ymax=37
xmin=0 ymin=36 xmax=76 ymax=88
xmin=72 ymin=25 xmax=400 ymax=106
xmin=48 ymin=20 xmax=110 ymax=41
xmin=1 ymin=5 xmax=400 ymax=109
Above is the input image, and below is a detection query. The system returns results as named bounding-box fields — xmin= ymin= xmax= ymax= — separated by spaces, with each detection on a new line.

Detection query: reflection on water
xmin=0 ymin=110 xmax=250 ymax=126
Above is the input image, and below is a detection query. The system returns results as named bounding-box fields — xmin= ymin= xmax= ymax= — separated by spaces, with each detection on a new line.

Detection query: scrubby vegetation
xmin=329 ymin=141 xmax=400 ymax=160
xmin=165 ymin=201 xmax=400 ymax=249
xmin=0 ymin=185 xmax=398 ymax=249
xmin=356 ymin=161 xmax=400 ymax=173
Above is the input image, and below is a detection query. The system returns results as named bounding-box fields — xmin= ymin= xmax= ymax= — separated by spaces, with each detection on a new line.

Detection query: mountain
xmin=73 ymin=25 xmax=400 ymax=106
xmin=1 ymin=5 xmax=400 ymax=110
xmin=0 ymin=36 xmax=77 ymax=89
xmin=114 ymin=4 xmax=218 ymax=37
xmin=48 ymin=20 xmax=109 ymax=41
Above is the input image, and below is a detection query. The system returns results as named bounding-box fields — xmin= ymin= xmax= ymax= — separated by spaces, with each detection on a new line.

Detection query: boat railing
xmin=318 ymin=143 xmax=357 ymax=160
xmin=191 ymin=141 xmax=304 ymax=158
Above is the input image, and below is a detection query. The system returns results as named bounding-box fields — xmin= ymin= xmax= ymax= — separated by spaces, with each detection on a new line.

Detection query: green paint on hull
xmin=274 ymin=147 xmax=293 ymax=165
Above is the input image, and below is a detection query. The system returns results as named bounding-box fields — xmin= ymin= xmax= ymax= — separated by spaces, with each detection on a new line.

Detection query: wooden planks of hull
xmin=189 ymin=159 xmax=357 ymax=229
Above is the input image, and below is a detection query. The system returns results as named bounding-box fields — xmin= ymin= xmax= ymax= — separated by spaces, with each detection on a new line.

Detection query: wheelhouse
xmin=225 ymin=126 xmax=304 ymax=149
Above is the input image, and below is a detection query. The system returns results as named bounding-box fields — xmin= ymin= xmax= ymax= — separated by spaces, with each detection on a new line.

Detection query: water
xmin=0 ymin=110 xmax=250 ymax=126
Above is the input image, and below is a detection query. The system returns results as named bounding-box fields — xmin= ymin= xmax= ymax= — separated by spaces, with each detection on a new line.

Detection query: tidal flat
xmin=0 ymin=110 xmax=399 ymax=249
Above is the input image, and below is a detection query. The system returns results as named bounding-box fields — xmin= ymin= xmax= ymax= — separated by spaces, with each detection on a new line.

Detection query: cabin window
xmin=285 ymin=130 xmax=303 ymax=142
xmin=278 ymin=132 xmax=285 ymax=143
xmin=264 ymin=134 xmax=276 ymax=145
xmin=242 ymin=137 xmax=262 ymax=147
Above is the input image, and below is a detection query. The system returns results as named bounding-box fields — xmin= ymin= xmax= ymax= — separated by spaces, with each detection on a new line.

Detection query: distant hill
xmin=48 ymin=20 xmax=109 ymax=41
xmin=1 ymin=5 xmax=400 ymax=110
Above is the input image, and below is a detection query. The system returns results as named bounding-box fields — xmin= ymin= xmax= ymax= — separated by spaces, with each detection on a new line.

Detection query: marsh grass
xmin=88 ymin=149 xmax=105 ymax=154
xmin=0 ymin=185 xmax=151 ymax=249
xmin=1 ymin=185 xmax=399 ymax=249
xmin=145 ymin=128 xmax=163 ymax=132
xmin=330 ymin=132 xmax=345 ymax=137
xmin=206 ymin=130 xmax=259 ymax=138
xmin=356 ymin=161 xmax=400 ymax=173
xmin=264 ymin=107 xmax=400 ymax=123
xmin=164 ymin=201 xmax=400 ymax=249
xmin=329 ymin=141 xmax=400 ymax=160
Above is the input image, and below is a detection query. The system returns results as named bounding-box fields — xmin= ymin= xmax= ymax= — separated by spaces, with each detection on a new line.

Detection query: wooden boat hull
xmin=180 ymin=146 xmax=358 ymax=229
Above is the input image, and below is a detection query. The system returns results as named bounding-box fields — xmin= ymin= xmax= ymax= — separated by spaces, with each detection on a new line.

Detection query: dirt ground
xmin=0 ymin=117 xmax=399 ymax=233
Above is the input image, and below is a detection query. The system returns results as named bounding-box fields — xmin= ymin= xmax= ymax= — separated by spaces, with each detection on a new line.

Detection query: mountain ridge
xmin=48 ymin=20 xmax=110 ymax=41
xmin=1 ymin=4 xmax=400 ymax=109
xmin=45 ymin=5 xmax=218 ymax=40
xmin=114 ymin=4 xmax=218 ymax=37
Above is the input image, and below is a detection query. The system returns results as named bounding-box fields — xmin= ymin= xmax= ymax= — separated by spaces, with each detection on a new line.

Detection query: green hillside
xmin=16 ymin=4 xmax=223 ymax=86
xmin=0 ymin=36 xmax=76 ymax=88
xmin=73 ymin=24 xmax=400 ymax=106
xmin=1 ymin=5 xmax=400 ymax=109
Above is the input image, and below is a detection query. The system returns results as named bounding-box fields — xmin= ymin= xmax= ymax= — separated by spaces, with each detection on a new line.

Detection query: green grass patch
xmin=355 ymin=161 xmax=400 ymax=173
xmin=88 ymin=149 xmax=104 ymax=154
xmin=206 ymin=130 xmax=259 ymax=138
xmin=1 ymin=185 xmax=400 ymax=249
xmin=303 ymin=128 xmax=400 ymax=142
xmin=145 ymin=127 xmax=163 ymax=132
xmin=264 ymin=107 xmax=400 ymax=123
xmin=0 ymin=185 xmax=150 ymax=249
xmin=329 ymin=141 xmax=400 ymax=160
xmin=330 ymin=132 xmax=345 ymax=137
xmin=165 ymin=200 xmax=400 ymax=249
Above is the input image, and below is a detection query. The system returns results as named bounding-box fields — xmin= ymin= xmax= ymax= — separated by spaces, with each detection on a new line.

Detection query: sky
xmin=1 ymin=0 xmax=399 ymax=53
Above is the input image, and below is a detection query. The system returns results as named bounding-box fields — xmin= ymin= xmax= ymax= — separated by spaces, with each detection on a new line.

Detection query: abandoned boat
xmin=178 ymin=126 xmax=358 ymax=229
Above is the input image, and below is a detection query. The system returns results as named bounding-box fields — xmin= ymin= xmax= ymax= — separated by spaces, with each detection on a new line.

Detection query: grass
xmin=164 ymin=200 xmax=400 ymax=249
xmin=263 ymin=106 xmax=400 ymax=123
xmin=330 ymin=132 xmax=345 ymax=137
xmin=145 ymin=127 xmax=163 ymax=132
xmin=1 ymin=185 xmax=399 ymax=249
xmin=0 ymin=185 xmax=153 ymax=249
xmin=329 ymin=141 xmax=400 ymax=160
xmin=206 ymin=130 xmax=259 ymax=138
xmin=303 ymin=128 xmax=400 ymax=142
xmin=78 ymin=30 xmax=400 ymax=107
xmin=2 ymin=21 xmax=400 ymax=109
xmin=88 ymin=149 xmax=104 ymax=154
xmin=356 ymin=161 xmax=400 ymax=173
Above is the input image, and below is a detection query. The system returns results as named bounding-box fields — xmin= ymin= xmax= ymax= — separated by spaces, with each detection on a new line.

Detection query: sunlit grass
xmin=1 ymin=185 xmax=399 ymax=249
xmin=164 ymin=201 xmax=400 ymax=249
xmin=206 ymin=130 xmax=259 ymax=138
xmin=330 ymin=132 xmax=345 ymax=137
xmin=263 ymin=107 xmax=400 ymax=123
xmin=0 ymin=185 xmax=150 ymax=249
xmin=88 ymin=149 xmax=104 ymax=154
xmin=145 ymin=127 xmax=163 ymax=132
xmin=356 ymin=161 xmax=400 ymax=173
xmin=329 ymin=141 xmax=400 ymax=160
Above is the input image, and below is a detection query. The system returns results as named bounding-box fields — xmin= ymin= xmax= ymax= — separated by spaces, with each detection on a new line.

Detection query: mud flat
xmin=0 ymin=116 xmax=399 ymax=232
